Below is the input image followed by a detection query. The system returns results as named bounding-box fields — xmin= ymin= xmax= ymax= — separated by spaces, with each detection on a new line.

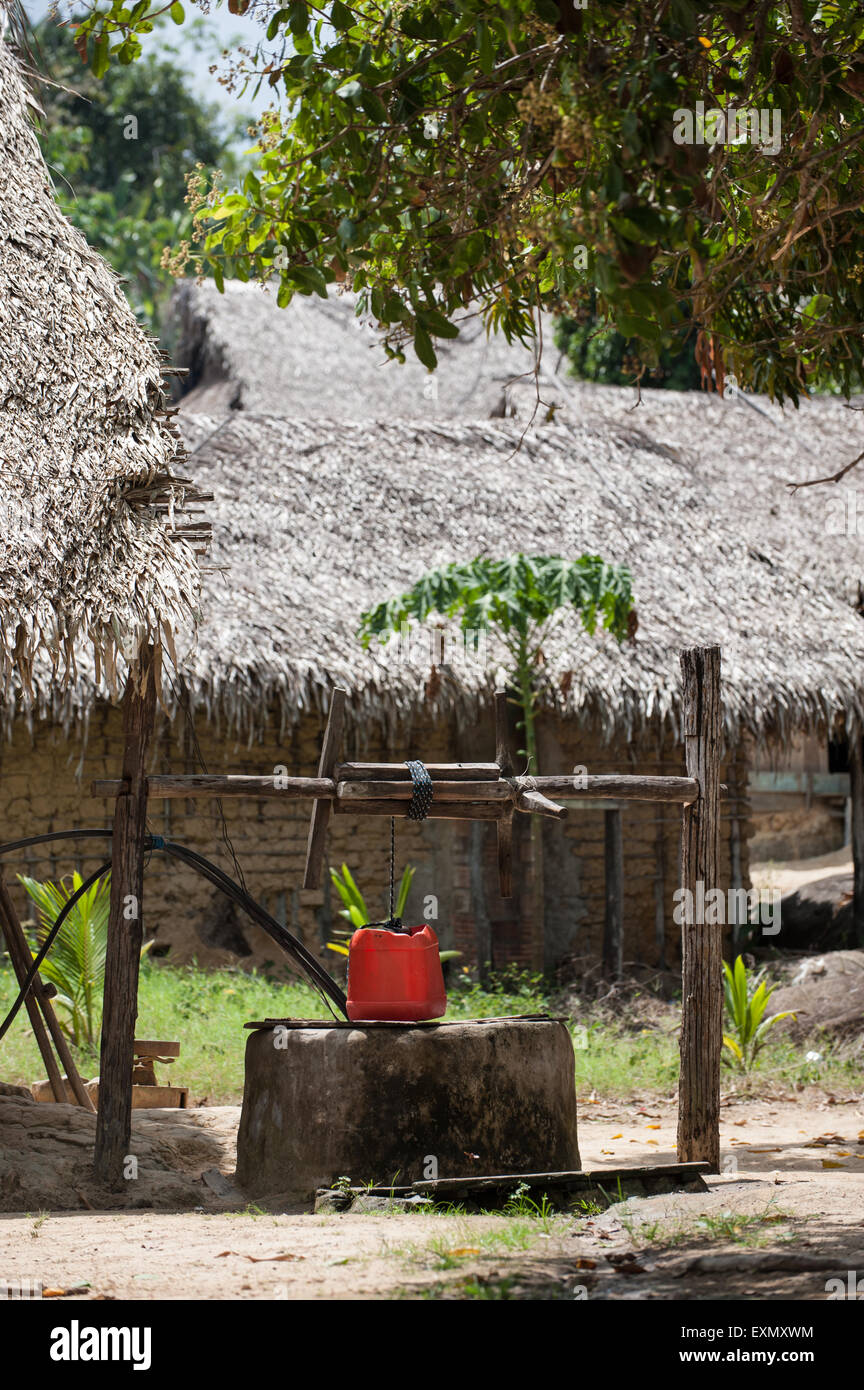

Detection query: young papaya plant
xmin=722 ymin=956 xmax=795 ymax=1073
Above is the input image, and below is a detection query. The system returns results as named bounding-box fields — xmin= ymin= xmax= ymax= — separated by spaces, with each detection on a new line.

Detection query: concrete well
xmin=235 ymin=1016 xmax=580 ymax=1200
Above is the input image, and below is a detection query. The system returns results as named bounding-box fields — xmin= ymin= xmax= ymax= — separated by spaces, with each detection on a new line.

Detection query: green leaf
xmin=330 ymin=1 xmax=354 ymax=31
xmin=413 ymin=323 xmax=438 ymax=369
xmin=476 ymin=20 xmax=494 ymax=75
xmin=170 ymin=1 xmax=185 ymax=23
xmin=359 ymin=88 xmax=388 ymax=122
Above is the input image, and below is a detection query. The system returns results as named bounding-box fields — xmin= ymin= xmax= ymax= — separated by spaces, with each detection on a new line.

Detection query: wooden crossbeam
xmin=91 ymin=771 xmax=699 ymax=806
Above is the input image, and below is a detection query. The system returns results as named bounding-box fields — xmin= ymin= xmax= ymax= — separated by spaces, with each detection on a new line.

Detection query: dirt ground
xmin=2 ymin=1088 xmax=864 ymax=1300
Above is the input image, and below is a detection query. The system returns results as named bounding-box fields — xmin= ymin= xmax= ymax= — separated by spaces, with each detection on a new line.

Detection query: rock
xmin=313 ymin=1189 xmax=353 ymax=1214
xmin=0 ymin=1082 xmax=33 ymax=1100
xmin=770 ymin=950 xmax=864 ymax=1035
xmin=778 ymin=874 xmax=854 ymax=951
xmin=349 ymin=1195 xmax=417 ymax=1214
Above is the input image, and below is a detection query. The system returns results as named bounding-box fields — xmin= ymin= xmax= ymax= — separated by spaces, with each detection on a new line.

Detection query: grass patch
xmin=389 ymin=1211 xmax=567 ymax=1271
xmin=618 ymin=1198 xmax=797 ymax=1250
xmin=1 ymin=958 xmax=860 ymax=1103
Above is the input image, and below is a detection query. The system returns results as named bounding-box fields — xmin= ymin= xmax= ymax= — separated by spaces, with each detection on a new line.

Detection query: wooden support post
xmin=677 ymin=645 xmax=722 ymax=1173
xmin=494 ymin=690 xmax=514 ymax=898
xmin=303 ymin=688 xmax=346 ymax=890
xmin=849 ymin=723 xmax=864 ymax=948
xmin=653 ymin=802 xmax=667 ymax=970
xmin=0 ymin=872 xmax=94 ymax=1111
xmin=602 ymin=807 xmax=623 ymax=980
xmin=94 ymin=649 xmax=157 ymax=1185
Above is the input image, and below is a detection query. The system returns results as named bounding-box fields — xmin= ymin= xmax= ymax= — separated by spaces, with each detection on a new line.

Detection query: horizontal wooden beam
xmin=333 ymin=799 xmax=506 ymax=821
xmin=336 ymin=762 xmax=500 ymax=781
xmin=92 ymin=771 xmax=699 ymax=810
xmin=526 ymin=775 xmax=699 ymax=804
xmin=337 ymin=779 xmax=511 ymax=802
xmin=92 ymin=774 xmax=335 ymax=800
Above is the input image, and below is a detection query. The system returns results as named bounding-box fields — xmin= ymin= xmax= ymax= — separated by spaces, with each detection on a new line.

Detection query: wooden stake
xmin=94 ymin=648 xmax=156 ymax=1185
xmin=0 ymin=873 xmax=95 ymax=1111
xmin=677 ymin=645 xmax=722 ymax=1173
xmin=0 ymin=881 xmax=67 ymax=1103
xmin=849 ymin=725 xmax=864 ymax=949
xmin=602 ymin=807 xmax=623 ymax=980
xmin=303 ymin=688 xmax=346 ymax=890
xmin=495 ymin=690 xmax=514 ymax=897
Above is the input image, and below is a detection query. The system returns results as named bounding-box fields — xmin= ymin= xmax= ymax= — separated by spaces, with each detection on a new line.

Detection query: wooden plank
xmin=0 ymin=873 xmax=95 ymax=1111
xmin=850 ymin=728 xmax=864 ymax=948
xmin=343 ymin=1162 xmax=710 ymax=1202
xmin=748 ymin=770 xmax=850 ymax=797
xmin=495 ymin=690 xmax=515 ymax=897
xmin=676 ymin=645 xmax=722 ymax=1173
xmin=527 ymin=774 xmax=699 ymax=803
xmin=337 ymin=779 xmax=511 ymax=802
xmin=94 ymin=648 xmax=157 ymax=1185
xmin=334 ymin=799 xmax=506 ymax=821
xmin=336 ymin=762 xmax=500 ymax=781
xmin=92 ymin=774 xmax=334 ymax=800
xmin=302 ymin=688 xmax=346 ymax=890
xmin=602 ymin=807 xmax=623 ymax=979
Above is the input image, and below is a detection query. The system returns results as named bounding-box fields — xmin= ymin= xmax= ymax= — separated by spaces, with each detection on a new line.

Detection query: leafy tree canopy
xmin=555 ymin=299 xmax=702 ymax=391
xmin=30 ymin=13 xmax=247 ymax=323
xmin=66 ymin=1 xmax=864 ymax=402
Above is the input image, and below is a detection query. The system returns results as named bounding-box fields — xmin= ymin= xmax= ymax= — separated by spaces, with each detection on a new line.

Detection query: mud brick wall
xmin=0 ymin=703 xmax=751 ymax=976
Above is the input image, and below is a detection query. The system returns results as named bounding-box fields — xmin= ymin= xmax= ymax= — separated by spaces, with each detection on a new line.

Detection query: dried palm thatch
xmin=0 ymin=37 xmax=207 ymax=710
xmin=168 ymin=278 xmax=547 ymax=420
xmin=156 ymin=409 xmax=864 ymax=746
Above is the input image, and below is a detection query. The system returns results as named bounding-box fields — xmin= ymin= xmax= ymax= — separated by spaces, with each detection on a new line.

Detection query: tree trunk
xmin=677 ymin=645 xmax=722 ymax=1172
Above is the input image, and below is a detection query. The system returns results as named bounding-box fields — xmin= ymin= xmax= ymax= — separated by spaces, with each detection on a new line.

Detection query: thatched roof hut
xmin=168 ymin=278 xmax=546 ymax=419
xmin=160 ymin=279 xmax=864 ymax=745
xmin=172 ymin=408 xmax=864 ymax=747
xmin=0 ymin=38 xmax=205 ymax=715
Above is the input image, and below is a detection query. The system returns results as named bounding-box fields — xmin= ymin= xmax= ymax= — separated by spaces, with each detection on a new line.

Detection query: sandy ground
xmin=751 ymin=847 xmax=853 ymax=896
xmin=2 ymin=1090 xmax=864 ymax=1300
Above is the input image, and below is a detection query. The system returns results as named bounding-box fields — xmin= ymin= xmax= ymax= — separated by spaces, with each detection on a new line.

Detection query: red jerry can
xmin=346 ymin=924 xmax=447 ymax=1023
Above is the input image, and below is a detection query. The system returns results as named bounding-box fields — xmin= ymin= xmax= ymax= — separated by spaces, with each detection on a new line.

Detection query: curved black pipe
xmin=0 ymin=828 xmax=348 ymax=1033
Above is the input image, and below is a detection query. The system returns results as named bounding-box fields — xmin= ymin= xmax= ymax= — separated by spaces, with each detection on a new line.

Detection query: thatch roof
xmin=168 ymin=279 xmax=548 ymax=419
xmin=0 ymin=38 xmax=205 ymax=707
xmin=161 ymin=407 xmax=864 ymax=745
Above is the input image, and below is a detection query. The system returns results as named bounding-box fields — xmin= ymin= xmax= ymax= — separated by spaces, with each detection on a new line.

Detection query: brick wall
xmin=0 ymin=702 xmax=751 ymax=978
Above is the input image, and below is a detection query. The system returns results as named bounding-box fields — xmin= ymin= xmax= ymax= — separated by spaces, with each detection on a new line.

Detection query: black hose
xmin=0 ymin=828 xmax=348 ymax=1037
xmin=158 ymin=840 xmax=347 ymax=1017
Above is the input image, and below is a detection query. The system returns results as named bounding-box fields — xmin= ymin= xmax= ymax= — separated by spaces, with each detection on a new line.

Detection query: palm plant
xmin=358 ymin=554 xmax=634 ymax=969
xmin=18 ymin=871 xmax=112 ymax=1049
xmin=722 ymin=956 xmax=796 ymax=1072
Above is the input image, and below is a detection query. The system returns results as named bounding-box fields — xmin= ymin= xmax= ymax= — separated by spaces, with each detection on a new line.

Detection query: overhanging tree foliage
xmin=66 ymin=0 xmax=864 ymax=404
xmin=28 ymin=14 xmax=246 ymax=323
